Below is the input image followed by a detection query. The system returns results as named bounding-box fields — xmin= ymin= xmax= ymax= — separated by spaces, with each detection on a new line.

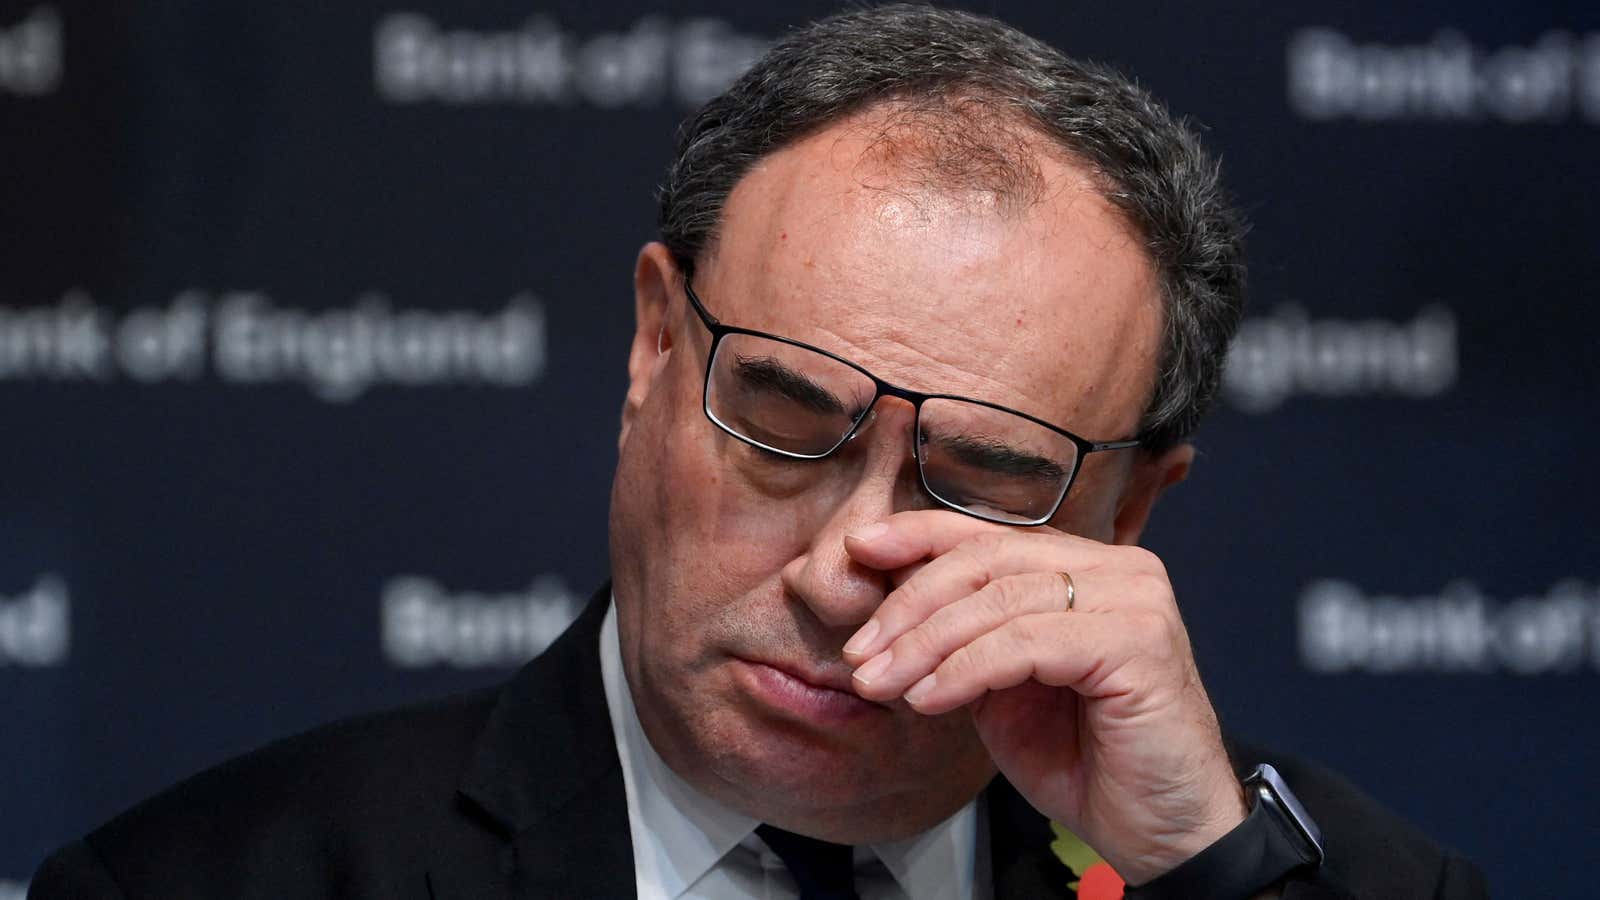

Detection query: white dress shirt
xmin=600 ymin=601 xmax=989 ymax=900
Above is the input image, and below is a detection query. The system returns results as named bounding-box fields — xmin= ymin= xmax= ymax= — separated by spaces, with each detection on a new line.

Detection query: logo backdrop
xmin=4 ymin=2 xmax=1596 ymax=895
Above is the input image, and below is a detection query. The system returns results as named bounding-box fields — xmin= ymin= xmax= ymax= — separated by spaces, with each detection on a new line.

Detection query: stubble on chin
xmin=636 ymin=639 xmax=995 ymax=841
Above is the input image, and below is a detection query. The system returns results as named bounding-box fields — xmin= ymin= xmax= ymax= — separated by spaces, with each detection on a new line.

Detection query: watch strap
xmin=1122 ymin=767 xmax=1320 ymax=900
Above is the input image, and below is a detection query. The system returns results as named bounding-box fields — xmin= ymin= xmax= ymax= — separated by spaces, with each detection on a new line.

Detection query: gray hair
xmin=657 ymin=4 xmax=1246 ymax=450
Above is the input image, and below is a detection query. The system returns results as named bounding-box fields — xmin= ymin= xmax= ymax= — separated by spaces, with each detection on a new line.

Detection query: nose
xmin=779 ymin=399 xmax=921 ymax=631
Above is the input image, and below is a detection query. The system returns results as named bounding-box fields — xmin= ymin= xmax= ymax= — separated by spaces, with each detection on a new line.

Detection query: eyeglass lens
xmin=705 ymin=332 xmax=1080 ymax=524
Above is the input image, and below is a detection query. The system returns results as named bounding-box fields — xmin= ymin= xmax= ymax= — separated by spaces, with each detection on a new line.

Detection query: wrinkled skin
xmin=608 ymin=108 xmax=1244 ymax=882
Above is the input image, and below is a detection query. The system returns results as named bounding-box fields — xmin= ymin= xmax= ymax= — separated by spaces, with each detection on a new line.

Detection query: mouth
xmin=734 ymin=656 xmax=892 ymax=725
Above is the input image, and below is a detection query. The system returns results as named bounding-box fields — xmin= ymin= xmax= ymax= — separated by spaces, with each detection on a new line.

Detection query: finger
xmin=843 ymin=531 xmax=1095 ymax=663
xmin=843 ymin=509 xmax=1019 ymax=571
xmin=901 ymin=609 xmax=1172 ymax=716
xmin=851 ymin=571 xmax=1076 ymax=701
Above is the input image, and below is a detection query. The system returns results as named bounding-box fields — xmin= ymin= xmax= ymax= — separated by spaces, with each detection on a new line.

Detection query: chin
xmin=690 ymin=697 xmax=992 ymax=841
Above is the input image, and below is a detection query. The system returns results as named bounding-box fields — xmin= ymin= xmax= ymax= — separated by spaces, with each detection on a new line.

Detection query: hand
xmin=841 ymin=510 xmax=1246 ymax=885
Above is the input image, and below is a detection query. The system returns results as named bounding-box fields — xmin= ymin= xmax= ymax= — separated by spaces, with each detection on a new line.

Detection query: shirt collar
xmin=603 ymin=601 xmax=758 ymax=897
xmin=600 ymin=598 xmax=983 ymax=900
xmin=875 ymin=801 xmax=984 ymax=900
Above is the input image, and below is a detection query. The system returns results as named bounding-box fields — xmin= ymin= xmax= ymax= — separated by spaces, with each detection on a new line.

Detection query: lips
xmin=735 ymin=656 xmax=890 ymax=724
xmin=759 ymin=659 xmax=858 ymax=694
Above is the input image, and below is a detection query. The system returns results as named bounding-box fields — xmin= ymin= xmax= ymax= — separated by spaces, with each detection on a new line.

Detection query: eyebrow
xmin=731 ymin=354 xmax=849 ymax=415
xmin=927 ymin=432 xmax=1068 ymax=481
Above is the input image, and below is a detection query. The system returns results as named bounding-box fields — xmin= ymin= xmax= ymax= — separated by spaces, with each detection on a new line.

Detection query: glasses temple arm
xmin=1085 ymin=438 xmax=1144 ymax=453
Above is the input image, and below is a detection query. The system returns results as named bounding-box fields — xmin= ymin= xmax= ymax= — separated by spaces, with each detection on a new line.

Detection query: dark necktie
xmin=754 ymin=823 xmax=862 ymax=900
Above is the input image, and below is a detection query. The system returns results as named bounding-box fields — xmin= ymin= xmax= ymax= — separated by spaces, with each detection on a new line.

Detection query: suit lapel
xmin=429 ymin=585 xmax=637 ymax=900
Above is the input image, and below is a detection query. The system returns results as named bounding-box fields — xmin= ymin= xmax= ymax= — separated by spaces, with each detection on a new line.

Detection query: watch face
xmin=1251 ymin=764 xmax=1325 ymax=864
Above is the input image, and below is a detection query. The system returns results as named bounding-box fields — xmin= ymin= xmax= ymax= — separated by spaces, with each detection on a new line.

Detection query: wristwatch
xmin=1122 ymin=763 xmax=1324 ymax=900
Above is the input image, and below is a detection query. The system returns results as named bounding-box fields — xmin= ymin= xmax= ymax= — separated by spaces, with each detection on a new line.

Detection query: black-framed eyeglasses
xmin=682 ymin=281 xmax=1142 ymax=526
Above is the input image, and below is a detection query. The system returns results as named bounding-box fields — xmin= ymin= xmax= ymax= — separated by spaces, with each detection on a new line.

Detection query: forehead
xmin=697 ymin=109 xmax=1162 ymax=438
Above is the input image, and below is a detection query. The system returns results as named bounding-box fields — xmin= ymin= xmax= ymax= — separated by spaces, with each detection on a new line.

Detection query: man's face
xmin=609 ymin=110 xmax=1167 ymax=841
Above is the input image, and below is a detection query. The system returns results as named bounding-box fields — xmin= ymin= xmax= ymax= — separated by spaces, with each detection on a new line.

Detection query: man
xmin=31 ymin=6 xmax=1486 ymax=899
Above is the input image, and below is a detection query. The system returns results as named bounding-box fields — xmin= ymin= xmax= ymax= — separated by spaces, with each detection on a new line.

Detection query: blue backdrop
xmin=4 ymin=2 xmax=1597 ymax=896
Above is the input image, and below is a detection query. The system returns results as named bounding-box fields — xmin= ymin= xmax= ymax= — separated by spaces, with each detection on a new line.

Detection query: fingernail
xmin=904 ymin=673 xmax=937 ymax=706
xmin=852 ymin=650 xmax=893 ymax=685
xmin=843 ymin=619 xmax=880 ymax=656
xmin=848 ymin=522 xmax=889 ymax=543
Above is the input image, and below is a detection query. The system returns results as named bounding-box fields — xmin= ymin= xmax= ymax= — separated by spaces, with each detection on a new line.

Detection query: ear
xmin=1110 ymin=442 xmax=1194 ymax=545
xmin=619 ymin=242 xmax=681 ymax=451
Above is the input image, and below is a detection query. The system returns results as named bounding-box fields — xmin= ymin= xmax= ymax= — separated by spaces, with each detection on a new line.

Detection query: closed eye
xmin=732 ymin=355 xmax=849 ymax=415
xmin=925 ymin=432 xmax=1067 ymax=482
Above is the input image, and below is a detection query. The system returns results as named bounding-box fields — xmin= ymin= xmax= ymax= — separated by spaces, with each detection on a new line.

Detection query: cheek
xmin=621 ymin=359 xmax=875 ymax=641
xmin=726 ymin=446 xmax=818 ymax=501
xmin=1052 ymin=460 xmax=1129 ymax=540
xmin=663 ymin=427 xmax=842 ymax=563
xmin=627 ymin=397 xmax=817 ymax=624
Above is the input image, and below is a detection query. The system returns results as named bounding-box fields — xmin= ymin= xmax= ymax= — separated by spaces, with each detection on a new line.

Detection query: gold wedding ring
xmin=1057 ymin=571 xmax=1076 ymax=611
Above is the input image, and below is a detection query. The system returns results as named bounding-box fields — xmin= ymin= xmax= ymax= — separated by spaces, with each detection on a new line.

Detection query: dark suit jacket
xmin=32 ymin=588 xmax=1487 ymax=899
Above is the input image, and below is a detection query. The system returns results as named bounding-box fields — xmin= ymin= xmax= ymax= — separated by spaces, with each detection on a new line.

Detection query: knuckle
xmin=944 ymin=636 xmax=988 ymax=678
xmin=1125 ymin=606 xmax=1169 ymax=638
xmin=1105 ymin=549 xmax=1174 ymax=606
xmin=982 ymin=576 xmax=1033 ymax=619
xmin=1120 ymin=545 xmax=1169 ymax=578
xmin=949 ymin=548 xmax=997 ymax=593
xmin=1104 ymin=543 xmax=1138 ymax=566
xmin=884 ymin=579 xmax=927 ymax=622
xmin=897 ymin=617 xmax=946 ymax=660
xmin=965 ymin=531 xmax=1010 ymax=556
xmin=1134 ymin=569 xmax=1176 ymax=603
xmin=965 ymin=622 xmax=1036 ymax=688
xmin=1020 ymin=530 xmax=1065 ymax=557
xmin=1127 ymin=607 xmax=1185 ymax=660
